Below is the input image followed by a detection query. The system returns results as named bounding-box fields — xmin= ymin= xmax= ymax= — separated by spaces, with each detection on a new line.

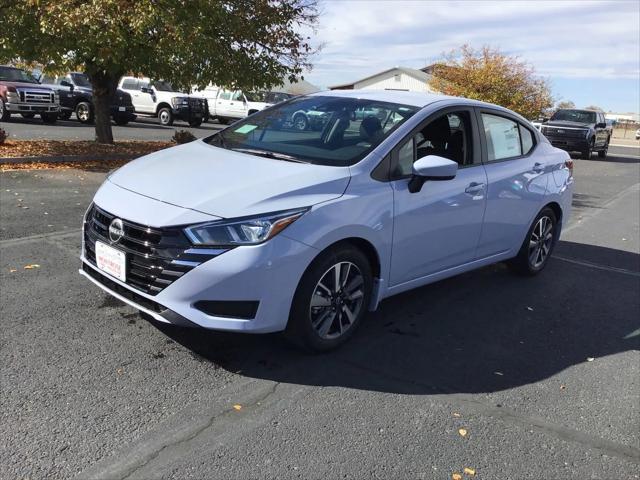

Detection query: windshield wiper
xmin=231 ymin=148 xmax=309 ymax=164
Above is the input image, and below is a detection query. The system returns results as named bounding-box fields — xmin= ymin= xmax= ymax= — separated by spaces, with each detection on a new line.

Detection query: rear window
xmin=121 ymin=78 xmax=138 ymax=90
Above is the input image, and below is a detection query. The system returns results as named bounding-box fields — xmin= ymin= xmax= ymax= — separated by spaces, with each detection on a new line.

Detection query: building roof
xmin=329 ymin=66 xmax=431 ymax=90
xmin=310 ymin=89 xmax=453 ymax=108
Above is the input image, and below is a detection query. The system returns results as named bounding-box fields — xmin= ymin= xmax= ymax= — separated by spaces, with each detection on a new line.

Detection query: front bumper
xmin=172 ymin=105 xmax=204 ymax=122
xmin=110 ymin=105 xmax=136 ymax=120
xmin=80 ymin=225 xmax=318 ymax=333
xmin=6 ymin=102 xmax=59 ymax=113
xmin=543 ymin=135 xmax=589 ymax=152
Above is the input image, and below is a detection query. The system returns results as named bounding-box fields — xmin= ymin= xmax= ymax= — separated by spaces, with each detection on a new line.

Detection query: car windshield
xmin=70 ymin=73 xmax=92 ymax=88
xmin=152 ymin=80 xmax=174 ymax=92
xmin=551 ymin=109 xmax=597 ymax=123
xmin=205 ymin=96 xmax=419 ymax=166
xmin=0 ymin=66 xmax=39 ymax=83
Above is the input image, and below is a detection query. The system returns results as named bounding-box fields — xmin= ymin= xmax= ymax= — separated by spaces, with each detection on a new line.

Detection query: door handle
xmin=532 ymin=162 xmax=544 ymax=173
xmin=465 ymin=182 xmax=485 ymax=194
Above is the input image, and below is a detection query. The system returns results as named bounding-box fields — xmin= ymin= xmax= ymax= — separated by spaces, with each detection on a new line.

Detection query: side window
xmin=121 ymin=78 xmax=138 ymax=90
xmin=218 ymin=91 xmax=232 ymax=101
xmin=482 ymin=113 xmax=521 ymax=161
xmin=231 ymin=90 xmax=244 ymax=101
xmin=41 ymin=75 xmax=56 ymax=84
xmin=519 ymin=124 xmax=535 ymax=155
xmin=393 ymin=111 xmax=474 ymax=177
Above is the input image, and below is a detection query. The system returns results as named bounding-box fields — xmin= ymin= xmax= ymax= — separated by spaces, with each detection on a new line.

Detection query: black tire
xmin=75 ymin=101 xmax=94 ymax=124
xmin=41 ymin=113 xmax=58 ymax=124
xmin=217 ymin=117 xmax=230 ymax=125
xmin=0 ymin=99 xmax=10 ymax=121
xmin=581 ymin=138 xmax=594 ymax=159
xmin=21 ymin=113 xmax=36 ymax=119
xmin=598 ymin=138 xmax=609 ymax=158
xmin=292 ymin=113 xmax=308 ymax=131
xmin=188 ymin=118 xmax=203 ymax=128
xmin=158 ymin=107 xmax=174 ymax=126
xmin=285 ymin=244 xmax=373 ymax=352
xmin=508 ymin=207 xmax=557 ymax=276
xmin=58 ymin=111 xmax=72 ymax=121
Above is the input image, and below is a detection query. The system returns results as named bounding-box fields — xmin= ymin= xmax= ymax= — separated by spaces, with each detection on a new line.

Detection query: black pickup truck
xmin=40 ymin=72 xmax=136 ymax=125
xmin=540 ymin=109 xmax=610 ymax=159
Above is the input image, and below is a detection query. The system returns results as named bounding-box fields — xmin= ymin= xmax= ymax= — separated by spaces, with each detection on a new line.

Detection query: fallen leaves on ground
xmin=586 ymin=357 xmax=595 ymax=362
xmin=452 ymin=412 xmax=461 ymax=417
xmin=452 ymin=473 xmax=462 ymax=480
xmin=233 ymin=404 xmax=242 ymax=411
xmin=458 ymin=428 xmax=468 ymax=437
xmin=0 ymin=140 xmax=171 ymax=159
xmin=9 ymin=268 xmax=17 ymax=273
xmin=23 ymin=264 xmax=40 ymax=269
xmin=463 ymin=467 xmax=476 ymax=476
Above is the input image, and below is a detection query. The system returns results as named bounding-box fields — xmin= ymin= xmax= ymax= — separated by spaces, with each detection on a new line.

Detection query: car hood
xmin=2 ymin=81 xmax=53 ymax=90
xmin=107 ymin=140 xmax=351 ymax=219
xmin=545 ymin=120 xmax=591 ymax=128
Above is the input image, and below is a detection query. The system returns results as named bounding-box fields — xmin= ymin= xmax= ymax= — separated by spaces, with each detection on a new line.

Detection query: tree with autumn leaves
xmin=0 ymin=0 xmax=318 ymax=144
xmin=429 ymin=45 xmax=553 ymax=120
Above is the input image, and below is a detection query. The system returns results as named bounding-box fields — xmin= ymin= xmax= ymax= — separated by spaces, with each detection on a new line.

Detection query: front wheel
xmin=158 ymin=107 xmax=174 ymax=126
xmin=0 ymin=99 xmax=11 ymax=121
xmin=581 ymin=138 xmax=594 ymax=159
xmin=58 ymin=111 xmax=72 ymax=121
xmin=292 ymin=113 xmax=308 ymax=131
xmin=75 ymin=101 xmax=94 ymax=124
xmin=286 ymin=245 xmax=373 ymax=352
xmin=508 ymin=207 xmax=557 ymax=276
xmin=113 ymin=115 xmax=130 ymax=126
xmin=188 ymin=118 xmax=203 ymax=128
xmin=598 ymin=139 xmax=609 ymax=158
xmin=41 ymin=113 xmax=58 ymax=124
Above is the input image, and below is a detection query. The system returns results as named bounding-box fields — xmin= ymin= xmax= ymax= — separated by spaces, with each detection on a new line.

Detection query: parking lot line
xmin=554 ymin=255 xmax=640 ymax=277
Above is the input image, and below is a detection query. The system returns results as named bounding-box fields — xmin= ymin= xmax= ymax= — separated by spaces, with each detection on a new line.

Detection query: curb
xmin=0 ymin=153 xmax=137 ymax=164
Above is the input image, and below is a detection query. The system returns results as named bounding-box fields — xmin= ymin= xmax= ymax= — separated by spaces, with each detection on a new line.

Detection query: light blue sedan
xmin=80 ymin=90 xmax=573 ymax=351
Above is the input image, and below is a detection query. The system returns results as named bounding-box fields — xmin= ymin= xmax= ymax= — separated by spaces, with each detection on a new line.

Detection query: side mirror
xmin=596 ymin=122 xmax=607 ymax=128
xmin=141 ymin=87 xmax=152 ymax=94
xmin=408 ymin=155 xmax=458 ymax=193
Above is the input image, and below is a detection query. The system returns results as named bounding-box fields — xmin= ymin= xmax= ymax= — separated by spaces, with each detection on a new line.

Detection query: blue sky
xmin=304 ymin=0 xmax=640 ymax=113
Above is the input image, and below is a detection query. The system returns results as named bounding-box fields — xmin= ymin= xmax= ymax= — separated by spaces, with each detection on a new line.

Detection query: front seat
xmin=360 ymin=116 xmax=383 ymax=143
xmin=417 ymin=115 xmax=451 ymax=159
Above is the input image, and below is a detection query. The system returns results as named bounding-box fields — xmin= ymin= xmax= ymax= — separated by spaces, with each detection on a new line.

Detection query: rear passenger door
xmin=474 ymin=109 xmax=549 ymax=259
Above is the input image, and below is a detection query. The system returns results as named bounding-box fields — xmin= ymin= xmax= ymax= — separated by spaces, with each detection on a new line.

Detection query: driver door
xmin=389 ymin=108 xmax=488 ymax=286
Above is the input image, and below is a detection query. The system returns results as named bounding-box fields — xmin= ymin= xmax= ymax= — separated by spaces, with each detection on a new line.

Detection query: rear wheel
xmin=508 ymin=207 xmax=557 ymax=276
xmin=41 ymin=113 xmax=58 ymax=124
xmin=286 ymin=245 xmax=373 ymax=352
xmin=293 ymin=113 xmax=308 ymax=131
xmin=158 ymin=107 xmax=173 ymax=126
xmin=113 ymin=115 xmax=130 ymax=126
xmin=217 ymin=117 xmax=230 ymax=125
xmin=188 ymin=118 xmax=203 ymax=128
xmin=75 ymin=101 xmax=94 ymax=124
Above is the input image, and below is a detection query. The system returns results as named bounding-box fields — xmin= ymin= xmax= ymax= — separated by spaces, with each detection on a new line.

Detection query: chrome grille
xmin=17 ymin=88 xmax=55 ymax=104
xmin=83 ymin=204 xmax=225 ymax=295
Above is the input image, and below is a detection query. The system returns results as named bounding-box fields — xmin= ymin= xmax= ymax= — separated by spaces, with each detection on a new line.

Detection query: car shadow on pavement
xmin=151 ymin=241 xmax=640 ymax=395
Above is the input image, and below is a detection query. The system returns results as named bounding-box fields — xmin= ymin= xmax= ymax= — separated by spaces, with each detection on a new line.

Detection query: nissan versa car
xmin=80 ymin=90 xmax=573 ymax=351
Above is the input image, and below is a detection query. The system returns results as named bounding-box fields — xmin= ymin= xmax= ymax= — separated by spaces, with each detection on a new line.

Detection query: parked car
xmin=0 ymin=65 xmax=59 ymax=123
xmin=635 ymin=128 xmax=639 ymax=140
xmin=40 ymin=72 xmax=136 ymax=125
xmin=119 ymin=77 xmax=205 ymax=127
xmin=79 ymin=90 xmax=573 ymax=352
xmin=192 ymin=86 xmax=293 ymax=124
xmin=540 ymin=109 xmax=610 ymax=159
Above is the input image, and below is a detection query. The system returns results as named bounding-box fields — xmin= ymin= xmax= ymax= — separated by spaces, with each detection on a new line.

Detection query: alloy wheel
xmin=160 ymin=110 xmax=170 ymax=125
xmin=529 ymin=216 xmax=554 ymax=268
xmin=293 ymin=115 xmax=307 ymax=131
xmin=77 ymin=104 xmax=90 ymax=122
xmin=309 ymin=261 xmax=365 ymax=340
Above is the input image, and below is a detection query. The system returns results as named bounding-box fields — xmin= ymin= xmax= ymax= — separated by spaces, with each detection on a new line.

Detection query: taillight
xmin=565 ymin=159 xmax=574 ymax=176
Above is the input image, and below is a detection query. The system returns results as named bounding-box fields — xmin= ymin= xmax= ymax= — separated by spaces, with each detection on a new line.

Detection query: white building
xmin=604 ymin=112 xmax=640 ymax=123
xmin=329 ymin=66 xmax=438 ymax=93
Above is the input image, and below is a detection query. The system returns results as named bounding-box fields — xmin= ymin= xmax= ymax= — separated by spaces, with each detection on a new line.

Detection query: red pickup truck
xmin=1 ymin=65 xmax=60 ymax=124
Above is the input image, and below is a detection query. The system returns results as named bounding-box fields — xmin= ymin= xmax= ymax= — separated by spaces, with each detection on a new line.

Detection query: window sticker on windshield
xmin=234 ymin=124 xmax=258 ymax=134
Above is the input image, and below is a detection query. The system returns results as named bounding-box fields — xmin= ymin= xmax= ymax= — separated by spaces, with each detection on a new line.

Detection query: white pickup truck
xmin=119 ymin=77 xmax=206 ymax=127
xmin=190 ymin=86 xmax=293 ymax=124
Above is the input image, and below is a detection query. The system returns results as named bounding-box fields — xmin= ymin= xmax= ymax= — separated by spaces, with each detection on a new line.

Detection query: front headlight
xmin=183 ymin=208 xmax=308 ymax=246
xmin=171 ymin=96 xmax=189 ymax=107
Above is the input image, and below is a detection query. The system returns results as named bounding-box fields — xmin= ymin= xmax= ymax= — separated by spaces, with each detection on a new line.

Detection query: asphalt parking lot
xmin=1 ymin=147 xmax=639 ymax=479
